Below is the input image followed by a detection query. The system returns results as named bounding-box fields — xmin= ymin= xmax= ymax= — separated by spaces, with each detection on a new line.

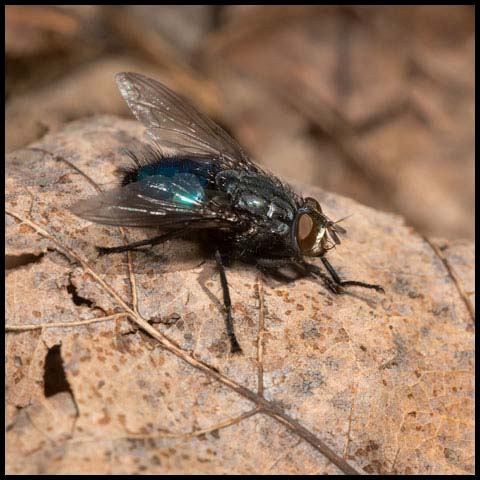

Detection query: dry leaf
xmin=6 ymin=116 xmax=474 ymax=474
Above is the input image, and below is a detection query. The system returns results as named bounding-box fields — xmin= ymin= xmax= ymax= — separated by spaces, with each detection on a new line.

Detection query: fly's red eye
xmin=305 ymin=197 xmax=322 ymax=213
xmin=297 ymin=213 xmax=318 ymax=252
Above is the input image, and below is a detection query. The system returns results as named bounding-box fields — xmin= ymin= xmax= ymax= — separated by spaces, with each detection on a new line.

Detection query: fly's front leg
xmin=320 ymin=257 xmax=384 ymax=293
xmin=301 ymin=261 xmax=343 ymax=294
xmin=215 ymin=250 xmax=242 ymax=353
xmin=96 ymin=230 xmax=183 ymax=256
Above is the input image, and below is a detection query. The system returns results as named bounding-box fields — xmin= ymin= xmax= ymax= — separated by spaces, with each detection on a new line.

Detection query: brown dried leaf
xmin=6 ymin=116 xmax=474 ymax=474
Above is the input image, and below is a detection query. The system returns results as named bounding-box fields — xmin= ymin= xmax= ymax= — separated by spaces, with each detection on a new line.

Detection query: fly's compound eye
xmin=305 ymin=197 xmax=322 ymax=213
xmin=297 ymin=213 xmax=318 ymax=252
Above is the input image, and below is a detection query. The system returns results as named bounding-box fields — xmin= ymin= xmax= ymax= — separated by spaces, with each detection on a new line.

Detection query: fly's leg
xmin=300 ymin=261 xmax=343 ymax=294
xmin=320 ymin=257 xmax=384 ymax=293
xmin=257 ymin=258 xmax=342 ymax=294
xmin=97 ymin=230 xmax=183 ymax=256
xmin=215 ymin=250 xmax=242 ymax=354
xmin=303 ymin=259 xmax=382 ymax=294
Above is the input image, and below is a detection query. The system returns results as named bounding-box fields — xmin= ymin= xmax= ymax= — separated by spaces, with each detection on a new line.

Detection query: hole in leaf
xmin=43 ymin=344 xmax=72 ymax=398
xmin=67 ymin=277 xmax=93 ymax=307
xmin=5 ymin=252 xmax=44 ymax=270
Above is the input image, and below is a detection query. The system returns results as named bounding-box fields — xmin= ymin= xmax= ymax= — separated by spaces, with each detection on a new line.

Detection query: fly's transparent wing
xmin=70 ymin=174 xmax=236 ymax=229
xmin=116 ymin=72 xmax=263 ymax=173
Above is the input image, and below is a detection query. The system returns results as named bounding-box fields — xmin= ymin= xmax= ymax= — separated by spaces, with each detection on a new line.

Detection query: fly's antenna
xmin=331 ymin=213 xmax=353 ymax=234
xmin=325 ymin=213 xmax=352 ymax=245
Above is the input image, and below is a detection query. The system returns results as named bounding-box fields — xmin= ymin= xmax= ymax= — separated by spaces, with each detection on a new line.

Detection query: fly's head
xmin=294 ymin=197 xmax=347 ymax=257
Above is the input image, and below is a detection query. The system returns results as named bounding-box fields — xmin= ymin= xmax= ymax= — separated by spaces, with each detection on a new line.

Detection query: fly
xmin=70 ymin=72 xmax=384 ymax=353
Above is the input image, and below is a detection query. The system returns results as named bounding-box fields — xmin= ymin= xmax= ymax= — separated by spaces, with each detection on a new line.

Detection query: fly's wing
xmin=70 ymin=174 xmax=237 ymax=229
xmin=116 ymin=72 xmax=263 ymax=174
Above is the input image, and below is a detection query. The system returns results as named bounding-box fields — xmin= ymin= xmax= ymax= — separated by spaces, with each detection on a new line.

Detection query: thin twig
xmin=6 ymin=313 xmax=127 ymax=332
xmin=256 ymin=273 xmax=266 ymax=397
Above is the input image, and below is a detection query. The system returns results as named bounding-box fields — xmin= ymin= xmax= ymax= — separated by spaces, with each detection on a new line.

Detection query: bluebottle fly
xmin=70 ymin=72 xmax=384 ymax=353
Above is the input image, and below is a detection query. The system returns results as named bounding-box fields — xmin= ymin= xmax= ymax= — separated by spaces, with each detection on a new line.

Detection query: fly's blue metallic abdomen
xmin=135 ymin=156 xmax=219 ymax=188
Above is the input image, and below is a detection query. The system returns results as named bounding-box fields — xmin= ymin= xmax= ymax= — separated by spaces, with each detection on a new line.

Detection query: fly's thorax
xmin=215 ymin=170 xmax=241 ymax=194
xmin=215 ymin=170 xmax=296 ymax=235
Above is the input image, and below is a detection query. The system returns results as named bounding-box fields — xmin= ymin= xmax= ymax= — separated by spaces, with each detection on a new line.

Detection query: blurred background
xmin=6 ymin=5 xmax=474 ymax=240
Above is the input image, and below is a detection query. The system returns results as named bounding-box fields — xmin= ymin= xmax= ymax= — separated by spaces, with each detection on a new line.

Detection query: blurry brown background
xmin=6 ymin=5 xmax=475 ymax=240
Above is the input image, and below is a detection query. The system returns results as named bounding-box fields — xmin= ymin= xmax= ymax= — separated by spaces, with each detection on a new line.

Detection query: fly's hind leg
xmin=215 ymin=250 xmax=242 ymax=354
xmin=96 ymin=230 xmax=183 ymax=256
xmin=319 ymin=257 xmax=384 ymax=293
